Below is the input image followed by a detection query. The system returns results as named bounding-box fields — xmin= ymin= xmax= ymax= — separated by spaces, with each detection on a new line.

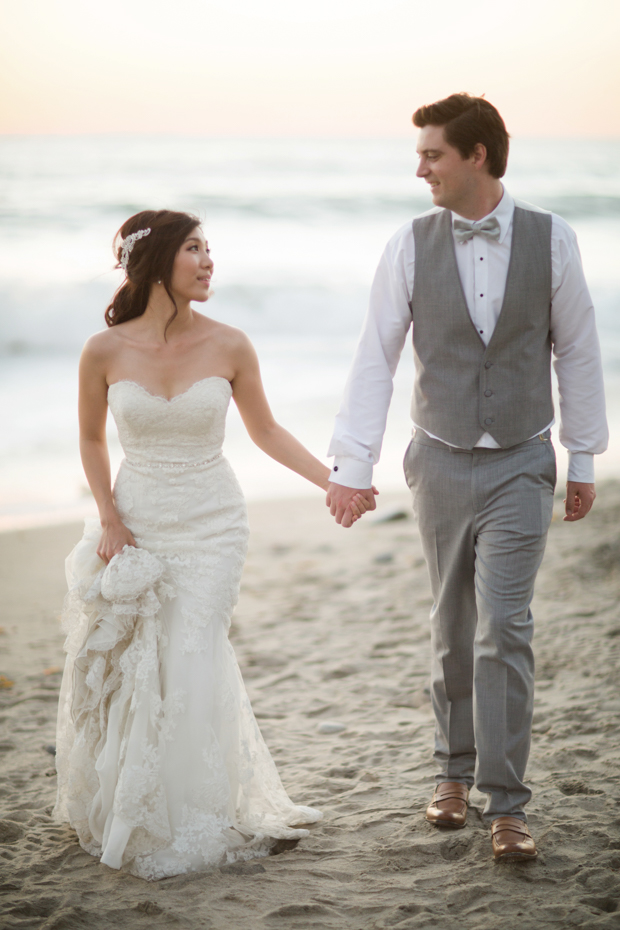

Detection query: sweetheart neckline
xmin=108 ymin=376 xmax=232 ymax=404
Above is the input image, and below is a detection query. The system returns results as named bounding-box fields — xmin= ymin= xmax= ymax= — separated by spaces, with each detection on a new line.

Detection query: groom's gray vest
xmin=409 ymin=205 xmax=553 ymax=449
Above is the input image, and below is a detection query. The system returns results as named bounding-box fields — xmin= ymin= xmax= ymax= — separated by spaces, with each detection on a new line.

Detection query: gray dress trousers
xmin=404 ymin=429 xmax=556 ymax=821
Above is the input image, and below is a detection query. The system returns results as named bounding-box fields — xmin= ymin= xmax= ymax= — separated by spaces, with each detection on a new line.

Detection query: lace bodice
xmin=107 ymin=377 xmax=232 ymax=466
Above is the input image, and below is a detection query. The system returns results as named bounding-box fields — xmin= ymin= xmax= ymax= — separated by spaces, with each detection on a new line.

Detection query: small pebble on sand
xmin=317 ymin=721 xmax=347 ymax=734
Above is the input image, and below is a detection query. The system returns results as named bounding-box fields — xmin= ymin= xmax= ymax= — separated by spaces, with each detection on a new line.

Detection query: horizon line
xmin=2 ymin=130 xmax=620 ymax=142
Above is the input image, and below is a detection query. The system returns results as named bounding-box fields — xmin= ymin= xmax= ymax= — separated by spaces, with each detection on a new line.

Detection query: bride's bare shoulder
xmin=81 ymin=326 xmax=125 ymax=359
xmin=80 ymin=327 xmax=132 ymax=378
xmin=202 ymin=317 xmax=253 ymax=352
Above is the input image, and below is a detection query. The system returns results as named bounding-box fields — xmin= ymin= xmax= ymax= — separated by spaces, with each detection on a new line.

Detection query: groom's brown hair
xmin=413 ymin=93 xmax=510 ymax=179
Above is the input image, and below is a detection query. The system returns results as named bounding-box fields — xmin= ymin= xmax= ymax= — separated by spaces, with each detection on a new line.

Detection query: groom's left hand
xmin=564 ymin=481 xmax=596 ymax=522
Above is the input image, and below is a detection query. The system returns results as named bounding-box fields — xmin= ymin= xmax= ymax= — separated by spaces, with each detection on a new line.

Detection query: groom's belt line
xmin=412 ymin=430 xmax=552 ymax=452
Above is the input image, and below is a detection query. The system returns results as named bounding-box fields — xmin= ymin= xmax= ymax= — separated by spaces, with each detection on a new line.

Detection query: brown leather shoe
xmin=491 ymin=816 xmax=537 ymax=861
xmin=425 ymin=782 xmax=469 ymax=828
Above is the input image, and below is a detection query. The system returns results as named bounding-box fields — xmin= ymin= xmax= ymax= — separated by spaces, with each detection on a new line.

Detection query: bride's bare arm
xmin=79 ymin=338 xmax=136 ymax=562
xmin=230 ymin=334 xmax=331 ymax=490
xmin=231 ymin=333 xmax=373 ymax=525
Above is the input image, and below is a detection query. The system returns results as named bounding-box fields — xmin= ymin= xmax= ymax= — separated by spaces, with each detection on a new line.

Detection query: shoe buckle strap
xmin=434 ymin=786 xmax=469 ymax=803
xmin=492 ymin=823 xmax=531 ymax=839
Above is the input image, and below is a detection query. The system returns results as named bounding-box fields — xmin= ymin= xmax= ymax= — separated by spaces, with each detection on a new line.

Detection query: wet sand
xmin=1 ymin=483 xmax=619 ymax=929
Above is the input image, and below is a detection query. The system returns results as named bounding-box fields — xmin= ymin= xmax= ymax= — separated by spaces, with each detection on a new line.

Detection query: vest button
xmin=485 ymin=361 xmax=493 ymax=369
xmin=484 ymin=418 xmax=494 ymax=425
xmin=484 ymin=390 xmax=493 ymax=397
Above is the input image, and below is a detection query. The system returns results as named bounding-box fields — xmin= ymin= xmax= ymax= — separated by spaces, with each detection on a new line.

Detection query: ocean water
xmin=0 ymin=136 xmax=619 ymax=529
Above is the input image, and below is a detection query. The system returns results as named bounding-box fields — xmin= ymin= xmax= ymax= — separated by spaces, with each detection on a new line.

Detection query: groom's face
xmin=416 ymin=125 xmax=477 ymax=213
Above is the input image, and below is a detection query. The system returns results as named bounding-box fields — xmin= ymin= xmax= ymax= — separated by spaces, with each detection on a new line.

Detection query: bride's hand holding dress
xmin=95 ymin=521 xmax=137 ymax=564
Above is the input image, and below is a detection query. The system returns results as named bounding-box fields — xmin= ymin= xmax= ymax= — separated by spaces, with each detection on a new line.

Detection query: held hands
xmin=97 ymin=519 xmax=137 ymax=564
xmin=326 ymin=483 xmax=379 ymax=528
xmin=563 ymin=481 xmax=596 ymax=522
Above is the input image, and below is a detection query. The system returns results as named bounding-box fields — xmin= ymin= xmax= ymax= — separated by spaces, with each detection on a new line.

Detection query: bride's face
xmin=169 ymin=227 xmax=213 ymax=303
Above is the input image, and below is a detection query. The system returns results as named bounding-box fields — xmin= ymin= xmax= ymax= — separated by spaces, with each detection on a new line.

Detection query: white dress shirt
xmin=328 ymin=188 xmax=608 ymax=486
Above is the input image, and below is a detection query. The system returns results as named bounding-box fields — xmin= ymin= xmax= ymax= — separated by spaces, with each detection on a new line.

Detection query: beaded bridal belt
xmin=124 ymin=452 xmax=223 ymax=469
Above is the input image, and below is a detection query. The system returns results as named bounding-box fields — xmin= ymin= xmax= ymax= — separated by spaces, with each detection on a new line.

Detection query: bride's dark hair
xmin=105 ymin=209 xmax=202 ymax=334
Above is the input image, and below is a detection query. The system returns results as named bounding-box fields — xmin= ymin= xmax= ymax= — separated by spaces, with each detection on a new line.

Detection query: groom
xmin=326 ymin=94 xmax=608 ymax=860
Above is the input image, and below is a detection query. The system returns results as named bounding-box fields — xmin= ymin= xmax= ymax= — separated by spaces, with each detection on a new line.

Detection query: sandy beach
xmin=1 ymin=482 xmax=619 ymax=929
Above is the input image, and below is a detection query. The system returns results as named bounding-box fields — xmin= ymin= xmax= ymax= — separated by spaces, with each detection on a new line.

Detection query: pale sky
xmin=1 ymin=0 xmax=619 ymax=137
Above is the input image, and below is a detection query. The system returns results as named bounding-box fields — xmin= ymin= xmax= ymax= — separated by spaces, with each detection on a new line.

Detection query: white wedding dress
xmin=54 ymin=377 xmax=321 ymax=880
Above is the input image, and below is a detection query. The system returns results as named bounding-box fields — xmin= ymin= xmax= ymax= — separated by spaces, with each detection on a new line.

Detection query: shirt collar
xmin=451 ymin=186 xmax=514 ymax=244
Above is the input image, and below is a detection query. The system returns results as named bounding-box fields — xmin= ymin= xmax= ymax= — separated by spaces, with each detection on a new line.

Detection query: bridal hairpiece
xmin=119 ymin=228 xmax=151 ymax=271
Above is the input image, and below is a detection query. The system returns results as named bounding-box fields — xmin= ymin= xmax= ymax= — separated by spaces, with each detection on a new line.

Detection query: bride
xmin=54 ymin=209 xmax=370 ymax=880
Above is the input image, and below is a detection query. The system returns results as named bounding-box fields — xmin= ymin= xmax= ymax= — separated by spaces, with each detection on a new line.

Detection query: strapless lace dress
xmin=54 ymin=377 xmax=321 ymax=880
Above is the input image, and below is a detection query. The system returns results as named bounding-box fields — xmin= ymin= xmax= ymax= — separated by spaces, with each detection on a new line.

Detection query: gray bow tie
xmin=453 ymin=216 xmax=501 ymax=244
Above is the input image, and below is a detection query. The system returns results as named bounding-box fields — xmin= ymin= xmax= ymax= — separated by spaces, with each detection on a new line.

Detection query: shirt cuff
xmin=329 ymin=457 xmax=373 ymax=489
xmin=567 ymin=451 xmax=595 ymax=484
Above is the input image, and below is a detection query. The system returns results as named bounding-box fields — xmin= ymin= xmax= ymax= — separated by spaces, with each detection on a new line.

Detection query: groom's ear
xmin=471 ymin=143 xmax=489 ymax=172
